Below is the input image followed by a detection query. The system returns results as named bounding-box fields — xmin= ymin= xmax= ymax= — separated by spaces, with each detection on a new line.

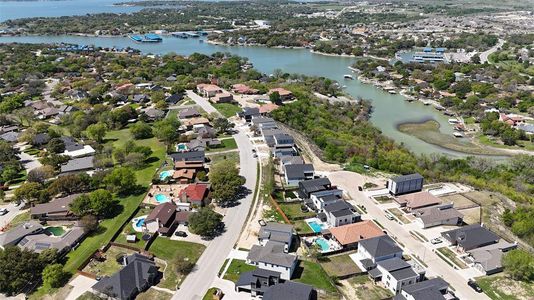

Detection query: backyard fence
xmin=269 ymin=195 xmax=291 ymax=224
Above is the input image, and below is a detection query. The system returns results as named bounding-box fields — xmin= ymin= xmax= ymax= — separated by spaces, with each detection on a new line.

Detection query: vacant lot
xmin=320 ymin=253 xmax=361 ymax=277
xmin=477 ymin=274 xmax=534 ymax=300
xmin=460 ymin=207 xmax=481 ymax=225
xmin=339 ymin=274 xmax=393 ymax=300
xmin=440 ymin=193 xmax=477 ymax=208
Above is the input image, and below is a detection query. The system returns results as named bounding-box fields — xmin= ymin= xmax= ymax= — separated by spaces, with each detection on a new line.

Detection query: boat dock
xmin=129 ymin=33 xmax=162 ymax=43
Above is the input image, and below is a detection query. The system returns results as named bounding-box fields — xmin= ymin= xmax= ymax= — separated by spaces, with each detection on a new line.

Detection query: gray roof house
xmin=30 ymin=194 xmax=82 ymax=220
xmin=258 ymin=223 xmax=294 ymax=252
xmin=441 ymin=224 xmax=499 ymax=252
xmin=92 ymin=253 xmax=159 ymax=300
xmin=371 ymin=257 xmax=421 ymax=295
xmin=0 ymin=131 xmax=20 ymax=142
xmin=60 ymin=156 xmax=95 ymax=175
xmin=235 ymin=268 xmax=281 ymax=297
xmin=358 ymin=235 xmax=403 ymax=264
xmin=179 ymin=107 xmax=201 ymax=119
xmin=262 ymin=282 xmax=315 ymax=300
xmin=239 ymin=107 xmax=260 ymax=122
xmin=387 ymin=173 xmax=424 ymax=196
xmin=413 ymin=203 xmax=463 ymax=228
xmin=395 ymin=277 xmax=451 ymax=300
xmin=18 ymin=225 xmax=86 ymax=253
xmin=144 ymin=108 xmax=165 ymax=121
xmin=170 ymin=151 xmax=205 ymax=162
xmin=0 ymin=221 xmax=43 ymax=250
xmin=247 ymin=241 xmax=298 ymax=280
xmin=323 ymin=201 xmax=361 ymax=227
xmin=467 ymin=240 xmax=517 ymax=275
xmin=298 ymin=177 xmax=333 ymax=199
xmin=283 ymin=164 xmax=315 ymax=186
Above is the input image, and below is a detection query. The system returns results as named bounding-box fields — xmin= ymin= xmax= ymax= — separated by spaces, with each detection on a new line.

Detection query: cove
xmin=0 ymin=34 xmax=502 ymax=158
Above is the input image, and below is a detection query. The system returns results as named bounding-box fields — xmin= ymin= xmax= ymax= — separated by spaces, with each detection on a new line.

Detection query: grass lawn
xmin=137 ymin=287 xmax=173 ymax=300
xmin=320 ymin=253 xmax=360 ymax=277
xmin=477 ymin=274 xmax=534 ymax=300
xmin=387 ymin=208 xmax=411 ymax=224
xmin=293 ymin=219 xmax=314 ymax=234
xmin=148 ymin=238 xmax=206 ymax=290
xmin=213 ymin=103 xmax=241 ymax=118
xmin=294 ymin=260 xmax=338 ymax=294
xmin=207 ymin=137 xmax=238 ymax=153
xmin=278 ymin=202 xmax=315 ymax=220
xmin=346 ymin=275 xmax=393 ymax=300
xmin=202 ymin=288 xmax=220 ymax=300
xmin=208 ymin=151 xmax=239 ymax=165
xmin=222 ymin=259 xmax=256 ymax=283
xmin=436 ymin=247 xmax=467 ymax=269
xmin=83 ymin=246 xmax=136 ymax=277
xmin=7 ymin=211 xmax=30 ymax=228
xmin=63 ymin=129 xmax=166 ymax=274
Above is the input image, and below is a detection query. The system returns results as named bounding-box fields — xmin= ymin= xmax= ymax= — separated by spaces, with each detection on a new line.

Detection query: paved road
xmin=172 ymin=92 xmax=257 ymax=300
xmin=480 ymin=38 xmax=504 ymax=64
xmin=329 ymin=171 xmax=490 ymax=300
xmin=0 ymin=202 xmax=24 ymax=230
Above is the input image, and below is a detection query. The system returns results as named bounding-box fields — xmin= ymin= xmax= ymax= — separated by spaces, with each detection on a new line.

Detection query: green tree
xmin=188 ymin=207 xmax=223 ymax=237
xmin=0 ymin=247 xmax=45 ymax=296
xmin=27 ymin=165 xmax=55 ymax=183
xmin=84 ymin=122 xmax=107 ymax=142
xmin=153 ymin=116 xmax=180 ymax=146
xmin=212 ymin=117 xmax=234 ymax=134
xmin=14 ymin=182 xmax=49 ymax=204
xmin=89 ymin=189 xmax=115 ymax=217
xmin=269 ymin=91 xmax=281 ymax=105
xmin=130 ymin=121 xmax=153 ymax=139
xmin=80 ymin=214 xmax=99 ymax=233
xmin=209 ymin=160 xmax=245 ymax=206
xmin=42 ymin=264 xmax=67 ymax=288
xmin=69 ymin=195 xmax=92 ymax=216
xmin=103 ymin=167 xmax=137 ymax=195
xmin=502 ymin=249 xmax=534 ymax=281
xmin=47 ymin=138 xmax=65 ymax=154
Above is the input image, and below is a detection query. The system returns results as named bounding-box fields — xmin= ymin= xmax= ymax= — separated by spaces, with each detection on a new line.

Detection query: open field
xmin=207 ymin=137 xmax=238 ymax=153
xmin=440 ymin=193 xmax=477 ymax=208
xmin=398 ymin=120 xmax=505 ymax=155
xmin=320 ymin=253 xmax=361 ymax=277
xmin=340 ymin=274 xmax=393 ymax=300
xmin=477 ymin=274 xmax=534 ymax=300
xmin=213 ymin=103 xmax=241 ymax=118
xmin=208 ymin=151 xmax=239 ymax=165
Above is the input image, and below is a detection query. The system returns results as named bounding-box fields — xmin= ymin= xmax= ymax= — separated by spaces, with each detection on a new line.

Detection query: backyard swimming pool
xmin=159 ymin=170 xmax=173 ymax=180
xmin=316 ymin=238 xmax=330 ymax=251
xmin=176 ymin=143 xmax=188 ymax=152
xmin=135 ymin=218 xmax=145 ymax=227
xmin=155 ymin=193 xmax=170 ymax=203
xmin=132 ymin=215 xmax=148 ymax=232
xmin=307 ymin=221 xmax=326 ymax=233
xmin=45 ymin=226 xmax=65 ymax=236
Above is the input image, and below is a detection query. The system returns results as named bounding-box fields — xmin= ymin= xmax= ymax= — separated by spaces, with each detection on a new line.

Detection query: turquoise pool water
xmin=135 ymin=218 xmax=145 ymax=227
xmin=155 ymin=193 xmax=170 ymax=203
xmin=308 ymin=221 xmax=324 ymax=233
xmin=159 ymin=170 xmax=173 ymax=180
xmin=316 ymin=238 xmax=330 ymax=251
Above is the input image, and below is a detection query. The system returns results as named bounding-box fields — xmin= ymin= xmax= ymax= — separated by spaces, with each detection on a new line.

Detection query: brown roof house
xmin=30 ymin=194 xmax=83 ymax=221
xmin=329 ymin=220 xmax=385 ymax=249
xmin=395 ymin=191 xmax=441 ymax=211
xmin=144 ymin=202 xmax=178 ymax=236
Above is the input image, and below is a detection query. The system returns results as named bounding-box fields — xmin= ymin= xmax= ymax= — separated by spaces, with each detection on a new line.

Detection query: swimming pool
xmin=176 ymin=143 xmax=188 ymax=152
xmin=159 ymin=170 xmax=173 ymax=180
xmin=316 ymin=238 xmax=330 ymax=252
xmin=308 ymin=221 xmax=325 ymax=233
xmin=135 ymin=218 xmax=145 ymax=227
xmin=45 ymin=226 xmax=65 ymax=236
xmin=155 ymin=193 xmax=170 ymax=203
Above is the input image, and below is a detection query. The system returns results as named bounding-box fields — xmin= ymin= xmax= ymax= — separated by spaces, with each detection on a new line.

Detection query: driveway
xmin=65 ymin=274 xmax=97 ymax=300
xmin=172 ymin=92 xmax=258 ymax=300
xmin=17 ymin=144 xmax=42 ymax=172
xmin=328 ymin=171 xmax=489 ymax=300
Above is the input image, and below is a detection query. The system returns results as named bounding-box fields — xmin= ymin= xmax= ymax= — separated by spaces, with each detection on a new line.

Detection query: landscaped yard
xmin=7 ymin=211 xmax=30 ymax=228
xmin=83 ymin=246 xmax=136 ymax=277
xmin=320 ymin=253 xmax=361 ymax=277
xmin=222 ymin=259 xmax=256 ymax=283
xmin=113 ymin=206 xmax=153 ymax=249
xmin=387 ymin=208 xmax=411 ymax=224
xmin=373 ymin=195 xmax=393 ymax=203
xmin=477 ymin=274 xmax=534 ymax=300
xmin=137 ymin=287 xmax=173 ymax=300
xmin=148 ymin=238 xmax=206 ymax=290
xmin=63 ymin=129 xmax=166 ymax=274
xmin=207 ymin=137 xmax=238 ymax=153
xmin=436 ymin=247 xmax=468 ymax=269
xmin=213 ymin=103 xmax=242 ymax=118
xmin=294 ymin=260 xmax=338 ymax=294
xmin=293 ymin=219 xmax=314 ymax=234
xmin=208 ymin=151 xmax=239 ymax=165
xmin=278 ymin=202 xmax=315 ymax=220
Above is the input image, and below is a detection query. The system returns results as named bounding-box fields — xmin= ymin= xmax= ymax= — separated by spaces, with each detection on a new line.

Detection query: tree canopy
xmin=209 ymin=160 xmax=245 ymax=206
xmin=188 ymin=207 xmax=223 ymax=237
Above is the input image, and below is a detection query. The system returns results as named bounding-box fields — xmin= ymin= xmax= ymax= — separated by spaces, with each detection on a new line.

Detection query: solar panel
xmin=18 ymin=237 xmax=29 ymax=246
xmin=35 ymin=243 xmax=51 ymax=250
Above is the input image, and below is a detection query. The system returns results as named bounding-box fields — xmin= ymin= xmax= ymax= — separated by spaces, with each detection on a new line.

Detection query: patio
xmin=304 ymin=217 xmax=329 ymax=233
xmin=305 ymin=236 xmax=342 ymax=253
xmin=143 ymin=184 xmax=188 ymax=206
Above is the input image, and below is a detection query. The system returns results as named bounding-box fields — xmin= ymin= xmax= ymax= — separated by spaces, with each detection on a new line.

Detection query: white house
xmin=283 ymin=164 xmax=315 ymax=186
xmin=354 ymin=235 xmax=403 ymax=271
xmin=375 ymin=258 xmax=420 ymax=295
xmin=258 ymin=223 xmax=294 ymax=253
xmin=310 ymin=189 xmax=343 ymax=212
xmin=246 ymin=242 xmax=297 ymax=280
xmin=323 ymin=201 xmax=361 ymax=227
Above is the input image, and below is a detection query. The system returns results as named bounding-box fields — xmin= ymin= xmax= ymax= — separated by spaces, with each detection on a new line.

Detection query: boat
xmin=343 ymin=74 xmax=354 ymax=80
xmin=453 ymin=132 xmax=463 ymax=138
xmin=388 ymin=90 xmax=397 ymax=94
xmin=448 ymin=118 xmax=459 ymax=124
xmin=129 ymin=33 xmax=162 ymax=43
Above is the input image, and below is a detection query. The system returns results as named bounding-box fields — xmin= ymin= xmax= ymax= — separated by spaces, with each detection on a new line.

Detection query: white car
xmin=431 ymin=238 xmax=443 ymax=245
xmin=385 ymin=214 xmax=394 ymax=220
xmin=0 ymin=208 xmax=8 ymax=216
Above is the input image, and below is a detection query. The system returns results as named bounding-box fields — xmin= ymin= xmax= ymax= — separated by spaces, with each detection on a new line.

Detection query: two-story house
xmin=258 ymin=223 xmax=294 ymax=253
xmin=246 ymin=242 xmax=297 ymax=280
xmin=323 ymin=201 xmax=361 ymax=227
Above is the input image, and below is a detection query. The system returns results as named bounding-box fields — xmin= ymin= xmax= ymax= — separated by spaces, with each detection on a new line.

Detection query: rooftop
xmin=359 ymin=235 xmax=402 ymax=258
xmin=391 ymin=173 xmax=423 ymax=183
xmin=396 ymin=191 xmax=441 ymax=209
xmin=329 ymin=220 xmax=385 ymax=246
xmin=247 ymin=242 xmax=297 ymax=268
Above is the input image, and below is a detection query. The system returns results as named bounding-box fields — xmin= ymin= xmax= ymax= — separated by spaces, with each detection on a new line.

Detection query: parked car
xmin=431 ymin=238 xmax=443 ymax=245
xmin=174 ymin=231 xmax=187 ymax=237
xmin=253 ymin=153 xmax=258 ymax=158
xmin=252 ymin=149 xmax=257 ymax=153
xmin=258 ymin=219 xmax=267 ymax=226
xmin=385 ymin=213 xmax=394 ymax=220
xmin=467 ymin=279 xmax=483 ymax=293
xmin=0 ymin=208 xmax=8 ymax=216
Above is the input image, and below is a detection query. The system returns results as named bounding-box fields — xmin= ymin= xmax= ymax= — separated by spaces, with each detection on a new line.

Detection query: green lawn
xmin=83 ymin=246 xmax=135 ymax=277
xmin=148 ymin=238 xmax=206 ymax=290
xmin=293 ymin=219 xmax=314 ymax=234
xmin=213 ymin=103 xmax=241 ymax=118
xmin=294 ymin=260 xmax=338 ymax=294
xmin=137 ymin=287 xmax=172 ymax=300
xmin=208 ymin=151 xmax=239 ymax=165
xmin=7 ymin=211 xmax=30 ymax=228
xmin=202 ymin=288 xmax=219 ymax=300
xmin=278 ymin=202 xmax=315 ymax=220
xmin=222 ymin=259 xmax=256 ymax=283
xmin=436 ymin=247 xmax=468 ymax=269
xmin=207 ymin=137 xmax=238 ymax=153
xmin=320 ymin=253 xmax=360 ymax=277
xmin=63 ymin=129 xmax=166 ymax=274
xmin=477 ymin=274 xmax=534 ymax=300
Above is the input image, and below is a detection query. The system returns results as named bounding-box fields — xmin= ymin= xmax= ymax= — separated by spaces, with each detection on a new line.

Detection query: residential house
xmin=259 ymin=103 xmax=279 ymax=115
xmin=165 ymin=93 xmax=183 ymax=105
xmin=0 ymin=131 xmax=20 ymax=142
xmin=250 ymin=117 xmax=277 ymax=132
xmin=261 ymin=128 xmax=286 ymax=147
xmin=235 ymin=268 xmax=281 ymax=297
xmin=36 ymin=107 xmax=59 ymax=120
xmin=441 ymin=224 xmax=500 ymax=252
xmin=60 ymin=156 xmax=95 ymax=175
xmin=262 ymin=282 xmax=315 ymax=300
xmin=170 ymin=151 xmax=205 ymax=163
xmin=0 ymin=221 xmax=43 ymax=250
xmin=132 ymin=94 xmax=149 ymax=104
xmin=269 ymin=88 xmax=294 ymax=102
xmin=279 ymin=155 xmax=304 ymax=166
xmin=179 ymin=183 xmax=210 ymax=207
xmin=232 ymin=84 xmax=259 ymax=95
xmin=310 ymin=189 xmax=343 ymax=212
xmin=273 ymin=132 xmax=294 ymax=147
xmin=387 ymin=173 xmax=424 ymax=196
xmin=298 ymin=177 xmax=333 ymax=199
xmin=182 ymin=117 xmax=210 ymax=129
xmin=413 ymin=204 xmax=463 ymax=228
xmin=395 ymin=191 xmax=441 ymax=211
xmin=283 ymin=164 xmax=315 ymax=186
xmin=355 ymin=235 xmax=403 ymax=270
xmin=466 ymin=240 xmax=517 ymax=275
xmin=61 ymin=137 xmax=95 ymax=158
xmin=179 ymin=107 xmax=201 ymax=119
xmin=18 ymin=225 xmax=85 ymax=254
xmin=395 ymin=277 xmax=452 ymax=300
xmin=58 ymin=105 xmax=78 ymax=115
xmin=374 ymin=257 xmax=420 ymax=295
xmin=273 ymin=145 xmax=298 ymax=158
xmin=323 ymin=201 xmax=361 ymax=227
xmin=517 ymin=123 xmax=534 ymax=135
xmin=32 ymin=133 xmax=50 ymax=147
xmin=144 ymin=108 xmax=165 ymax=121
xmin=30 ymin=194 xmax=82 ymax=221
xmin=239 ymin=107 xmax=260 ymax=122
xmin=212 ymin=92 xmax=234 ymax=103
xmin=197 ymin=84 xmax=222 ymax=98
xmin=246 ymin=242 xmax=298 ymax=280
xmin=174 ymin=160 xmax=205 ymax=171
xmin=144 ymin=202 xmax=177 ymax=236
xmin=329 ymin=220 xmax=385 ymax=250
xmin=258 ymin=223 xmax=294 ymax=253
xmin=172 ymin=169 xmax=196 ymax=184
xmin=92 ymin=253 xmax=159 ymax=300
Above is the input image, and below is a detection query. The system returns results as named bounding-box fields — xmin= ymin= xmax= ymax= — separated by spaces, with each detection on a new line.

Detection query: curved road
xmin=171 ymin=91 xmax=258 ymax=300
xmin=480 ymin=38 xmax=504 ymax=64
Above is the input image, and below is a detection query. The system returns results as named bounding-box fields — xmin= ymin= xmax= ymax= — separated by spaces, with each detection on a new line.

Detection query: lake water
xmin=0 ymin=0 xmax=142 ymax=22
xmin=0 ymin=34 xmax=481 ymax=157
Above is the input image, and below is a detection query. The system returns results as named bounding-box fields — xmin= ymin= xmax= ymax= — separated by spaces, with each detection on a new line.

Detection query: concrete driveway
xmin=65 ymin=274 xmax=97 ymax=300
xmin=328 ymin=171 xmax=489 ymax=300
xmin=172 ymin=92 xmax=258 ymax=300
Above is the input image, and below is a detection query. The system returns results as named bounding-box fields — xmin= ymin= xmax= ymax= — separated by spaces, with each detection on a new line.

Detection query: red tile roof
xmin=180 ymin=183 xmax=209 ymax=203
